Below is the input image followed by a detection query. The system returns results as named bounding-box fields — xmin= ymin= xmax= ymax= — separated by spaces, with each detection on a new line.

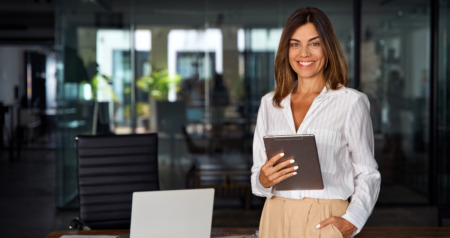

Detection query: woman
xmin=251 ymin=7 xmax=381 ymax=238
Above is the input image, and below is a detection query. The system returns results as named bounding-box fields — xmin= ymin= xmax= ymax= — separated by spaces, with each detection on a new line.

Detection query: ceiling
xmin=0 ymin=0 xmax=432 ymax=46
xmin=0 ymin=0 xmax=54 ymax=45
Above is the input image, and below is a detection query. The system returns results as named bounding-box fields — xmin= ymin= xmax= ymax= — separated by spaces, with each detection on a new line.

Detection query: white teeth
xmin=299 ymin=61 xmax=314 ymax=66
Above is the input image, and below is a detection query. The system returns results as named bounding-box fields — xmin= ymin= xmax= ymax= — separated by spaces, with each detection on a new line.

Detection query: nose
xmin=299 ymin=44 xmax=310 ymax=58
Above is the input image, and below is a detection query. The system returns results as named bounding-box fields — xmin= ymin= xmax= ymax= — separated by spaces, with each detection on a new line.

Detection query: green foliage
xmin=137 ymin=69 xmax=182 ymax=101
xmin=232 ymin=75 xmax=245 ymax=100
xmin=123 ymin=102 xmax=150 ymax=119
xmin=81 ymin=74 xmax=118 ymax=103
xmin=136 ymin=102 xmax=150 ymax=117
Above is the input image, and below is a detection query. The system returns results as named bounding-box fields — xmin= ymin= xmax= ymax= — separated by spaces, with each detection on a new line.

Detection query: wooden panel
xmin=358 ymin=227 xmax=450 ymax=237
xmin=45 ymin=229 xmax=130 ymax=238
xmin=45 ymin=227 xmax=450 ymax=238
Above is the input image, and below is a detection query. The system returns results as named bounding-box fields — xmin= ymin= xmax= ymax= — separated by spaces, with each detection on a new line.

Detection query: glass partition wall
xmin=55 ymin=0 xmax=134 ymax=207
xmin=56 ymin=0 xmax=437 ymax=209
xmin=361 ymin=0 xmax=431 ymax=204
xmin=438 ymin=0 xmax=450 ymax=204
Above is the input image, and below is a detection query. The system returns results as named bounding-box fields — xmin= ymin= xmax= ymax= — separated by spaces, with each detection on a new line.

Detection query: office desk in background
xmin=45 ymin=227 xmax=450 ymax=238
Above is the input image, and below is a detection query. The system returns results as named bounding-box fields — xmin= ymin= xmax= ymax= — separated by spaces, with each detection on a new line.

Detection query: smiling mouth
xmin=299 ymin=61 xmax=314 ymax=66
xmin=297 ymin=61 xmax=315 ymax=68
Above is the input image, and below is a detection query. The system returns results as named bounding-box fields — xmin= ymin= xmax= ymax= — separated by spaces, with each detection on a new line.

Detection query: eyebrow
xmin=290 ymin=36 xmax=320 ymax=42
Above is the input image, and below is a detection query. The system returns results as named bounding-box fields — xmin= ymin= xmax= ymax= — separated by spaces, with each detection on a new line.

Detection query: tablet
xmin=263 ymin=134 xmax=324 ymax=190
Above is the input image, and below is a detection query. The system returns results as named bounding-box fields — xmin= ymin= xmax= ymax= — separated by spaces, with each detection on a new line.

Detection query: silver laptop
xmin=130 ymin=188 xmax=215 ymax=238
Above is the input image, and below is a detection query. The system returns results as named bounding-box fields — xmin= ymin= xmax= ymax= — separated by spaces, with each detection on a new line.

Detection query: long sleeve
xmin=341 ymin=94 xmax=381 ymax=235
xmin=251 ymin=98 xmax=274 ymax=198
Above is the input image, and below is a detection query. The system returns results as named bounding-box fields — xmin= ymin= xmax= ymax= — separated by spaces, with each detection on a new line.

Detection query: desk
xmin=45 ymin=227 xmax=450 ymax=237
xmin=45 ymin=228 xmax=257 ymax=238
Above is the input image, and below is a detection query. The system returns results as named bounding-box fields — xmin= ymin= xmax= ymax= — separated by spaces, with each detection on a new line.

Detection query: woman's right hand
xmin=259 ymin=152 xmax=298 ymax=188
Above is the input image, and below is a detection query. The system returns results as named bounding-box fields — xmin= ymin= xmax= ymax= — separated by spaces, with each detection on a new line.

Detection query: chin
xmin=296 ymin=72 xmax=319 ymax=79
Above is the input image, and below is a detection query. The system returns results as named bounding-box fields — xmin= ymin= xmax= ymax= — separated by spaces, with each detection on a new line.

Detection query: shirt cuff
xmin=254 ymin=170 xmax=274 ymax=198
xmin=341 ymin=205 xmax=369 ymax=236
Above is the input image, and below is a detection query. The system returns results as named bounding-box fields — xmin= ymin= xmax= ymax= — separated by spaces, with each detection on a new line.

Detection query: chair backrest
xmin=76 ymin=133 xmax=159 ymax=229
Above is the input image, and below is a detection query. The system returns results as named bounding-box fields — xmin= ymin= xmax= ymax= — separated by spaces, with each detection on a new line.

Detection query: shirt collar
xmin=281 ymin=81 xmax=347 ymax=106
xmin=323 ymin=83 xmax=347 ymax=96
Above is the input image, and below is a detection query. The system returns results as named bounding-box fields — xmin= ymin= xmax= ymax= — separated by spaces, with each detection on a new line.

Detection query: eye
xmin=291 ymin=43 xmax=299 ymax=47
xmin=311 ymin=42 xmax=320 ymax=47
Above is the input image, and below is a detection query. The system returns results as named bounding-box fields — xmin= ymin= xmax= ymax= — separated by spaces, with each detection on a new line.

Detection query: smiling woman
xmin=251 ymin=7 xmax=381 ymax=238
xmin=273 ymin=7 xmax=348 ymax=108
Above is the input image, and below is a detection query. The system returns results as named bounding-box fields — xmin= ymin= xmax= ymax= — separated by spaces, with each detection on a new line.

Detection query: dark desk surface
xmin=45 ymin=227 xmax=450 ymax=238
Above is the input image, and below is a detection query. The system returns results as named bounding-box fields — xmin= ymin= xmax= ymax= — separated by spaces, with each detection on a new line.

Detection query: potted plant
xmin=136 ymin=69 xmax=182 ymax=131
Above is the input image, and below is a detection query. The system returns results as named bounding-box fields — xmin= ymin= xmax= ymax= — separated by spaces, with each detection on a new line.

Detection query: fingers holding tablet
xmin=266 ymin=152 xmax=285 ymax=166
xmin=273 ymin=169 xmax=297 ymax=184
xmin=259 ymin=152 xmax=297 ymax=188
xmin=270 ymin=165 xmax=298 ymax=181
xmin=273 ymin=157 xmax=295 ymax=172
xmin=263 ymin=135 xmax=324 ymax=190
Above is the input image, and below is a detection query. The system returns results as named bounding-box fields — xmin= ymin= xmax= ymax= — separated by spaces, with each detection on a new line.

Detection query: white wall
xmin=0 ymin=47 xmax=24 ymax=105
xmin=46 ymin=53 xmax=57 ymax=108
xmin=168 ymin=29 xmax=223 ymax=76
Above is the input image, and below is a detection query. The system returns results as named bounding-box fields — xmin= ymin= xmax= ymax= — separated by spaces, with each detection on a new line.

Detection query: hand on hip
xmin=317 ymin=216 xmax=357 ymax=238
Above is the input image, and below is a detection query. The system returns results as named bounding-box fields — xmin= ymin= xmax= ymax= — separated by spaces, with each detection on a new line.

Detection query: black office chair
xmin=70 ymin=133 xmax=159 ymax=230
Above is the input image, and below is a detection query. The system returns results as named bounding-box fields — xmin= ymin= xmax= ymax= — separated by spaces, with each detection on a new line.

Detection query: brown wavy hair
xmin=273 ymin=7 xmax=348 ymax=108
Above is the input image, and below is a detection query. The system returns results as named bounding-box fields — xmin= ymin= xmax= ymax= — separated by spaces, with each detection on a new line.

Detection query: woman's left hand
xmin=317 ymin=216 xmax=357 ymax=238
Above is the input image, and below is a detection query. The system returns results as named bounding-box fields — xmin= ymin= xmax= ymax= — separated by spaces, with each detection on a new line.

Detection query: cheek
xmin=313 ymin=48 xmax=325 ymax=62
xmin=288 ymin=49 xmax=297 ymax=61
xmin=288 ymin=50 xmax=298 ymax=70
xmin=288 ymin=49 xmax=300 ymax=69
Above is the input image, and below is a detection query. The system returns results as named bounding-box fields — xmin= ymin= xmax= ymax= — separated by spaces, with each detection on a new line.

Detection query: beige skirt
xmin=259 ymin=197 xmax=349 ymax=238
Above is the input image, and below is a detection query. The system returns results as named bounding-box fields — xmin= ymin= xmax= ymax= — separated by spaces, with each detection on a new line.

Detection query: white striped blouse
xmin=251 ymin=85 xmax=381 ymax=235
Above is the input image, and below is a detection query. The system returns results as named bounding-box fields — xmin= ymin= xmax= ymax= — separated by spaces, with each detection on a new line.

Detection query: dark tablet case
xmin=263 ymin=135 xmax=324 ymax=190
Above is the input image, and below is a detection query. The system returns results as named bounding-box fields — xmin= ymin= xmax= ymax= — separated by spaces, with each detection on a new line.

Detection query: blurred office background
xmin=0 ymin=0 xmax=450 ymax=237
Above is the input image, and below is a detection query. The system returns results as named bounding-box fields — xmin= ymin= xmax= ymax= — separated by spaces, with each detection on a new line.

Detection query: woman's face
xmin=288 ymin=23 xmax=325 ymax=80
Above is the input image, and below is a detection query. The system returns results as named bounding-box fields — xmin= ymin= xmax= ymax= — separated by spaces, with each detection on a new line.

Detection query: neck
xmin=295 ymin=73 xmax=326 ymax=94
